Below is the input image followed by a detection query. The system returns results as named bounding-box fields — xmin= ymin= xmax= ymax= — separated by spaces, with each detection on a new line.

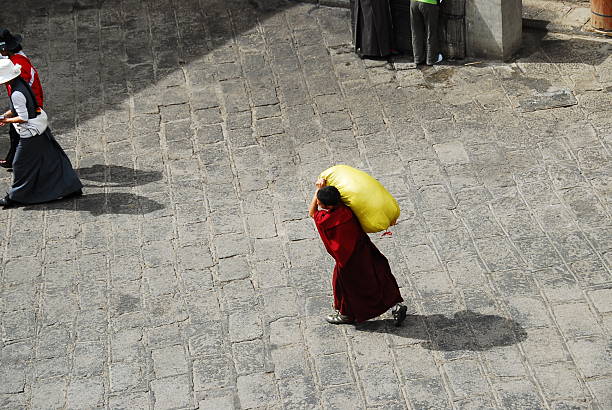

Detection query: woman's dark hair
xmin=10 ymin=45 xmax=22 ymax=53
xmin=317 ymin=186 xmax=341 ymax=206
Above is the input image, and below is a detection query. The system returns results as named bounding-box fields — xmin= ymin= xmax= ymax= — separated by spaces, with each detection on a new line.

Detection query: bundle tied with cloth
xmin=319 ymin=165 xmax=400 ymax=234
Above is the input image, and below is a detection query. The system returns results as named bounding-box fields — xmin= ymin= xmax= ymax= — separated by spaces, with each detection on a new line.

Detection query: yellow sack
xmin=319 ymin=165 xmax=400 ymax=233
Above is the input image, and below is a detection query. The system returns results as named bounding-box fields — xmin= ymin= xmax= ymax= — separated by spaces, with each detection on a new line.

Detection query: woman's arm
xmin=0 ymin=115 xmax=26 ymax=125
xmin=1 ymin=116 xmax=25 ymax=123
xmin=2 ymin=92 xmax=28 ymax=125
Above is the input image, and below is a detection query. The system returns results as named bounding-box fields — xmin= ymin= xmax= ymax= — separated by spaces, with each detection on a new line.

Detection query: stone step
xmin=523 ymin=0 xmax=592 ymax=34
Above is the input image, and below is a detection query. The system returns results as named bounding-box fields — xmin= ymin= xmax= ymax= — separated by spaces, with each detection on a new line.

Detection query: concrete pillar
xmin=465 ymin=0 xmax=522 ymax=61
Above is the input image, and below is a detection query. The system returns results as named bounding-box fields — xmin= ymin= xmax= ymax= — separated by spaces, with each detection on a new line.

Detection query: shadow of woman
xmin=23 ymin=192 xmax=164 ymax=216
xmin=76 ymin=164 xmax=163 ymax=188
xmin=357 ymin=310 xmax=527 ymax=351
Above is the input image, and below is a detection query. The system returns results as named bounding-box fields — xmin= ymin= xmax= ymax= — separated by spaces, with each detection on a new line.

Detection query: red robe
xmin=314 ymin=205 xmax=403 ymax=323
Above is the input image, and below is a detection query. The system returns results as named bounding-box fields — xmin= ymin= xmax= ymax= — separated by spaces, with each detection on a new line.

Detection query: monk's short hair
xmin=317 ymin=186 xmax=341 ymax=206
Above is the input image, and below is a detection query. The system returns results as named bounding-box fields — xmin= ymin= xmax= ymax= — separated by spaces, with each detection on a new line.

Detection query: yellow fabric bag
xmin=319 ymin=165 xmax=400 ymax=233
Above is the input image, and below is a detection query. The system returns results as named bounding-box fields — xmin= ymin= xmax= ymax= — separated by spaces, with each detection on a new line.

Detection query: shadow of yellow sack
xmin=319 ymin=165 xmax=400 ymax=233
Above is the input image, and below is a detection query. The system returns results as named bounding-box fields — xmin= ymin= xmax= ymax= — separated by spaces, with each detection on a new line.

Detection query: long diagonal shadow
xmin=2 ymin=1 xmax=606 ymax=146
xmin=357 ymin=310 xmax=527 ymax=351
xmin=1 ymin=0 xmax=300 ymax=137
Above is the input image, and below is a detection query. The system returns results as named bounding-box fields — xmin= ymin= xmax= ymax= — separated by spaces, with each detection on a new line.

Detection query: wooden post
xmin=440 ymin=0 xmax=466 ymax=59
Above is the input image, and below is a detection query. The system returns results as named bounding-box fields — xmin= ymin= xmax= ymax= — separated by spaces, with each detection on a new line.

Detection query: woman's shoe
xmin=326 ymin=311 xmax=354 ymax=325
xmin=0 ymin=196 xmax=17 ymax=208
xmin=0 ymin=160 xmax=12 ymax=169
xmin=62 ymin=189 xmax=83 ymax=199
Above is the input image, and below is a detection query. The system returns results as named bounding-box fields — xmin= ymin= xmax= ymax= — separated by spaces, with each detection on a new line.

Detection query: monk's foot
xmin=392 ymin=304 xmax=408 ymax=327
xmin=326 ymin=311 xmax=354 ymax=325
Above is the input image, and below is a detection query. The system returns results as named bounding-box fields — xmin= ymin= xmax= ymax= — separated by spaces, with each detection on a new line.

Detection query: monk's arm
xmin=308 ymin=189 xmax=319 ymax=218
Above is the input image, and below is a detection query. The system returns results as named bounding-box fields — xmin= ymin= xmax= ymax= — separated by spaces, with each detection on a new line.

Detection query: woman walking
xmin=0 ymin=59 xmax=82 ymax=207
xmin=0 ymin=28 xmax=45 ymax=169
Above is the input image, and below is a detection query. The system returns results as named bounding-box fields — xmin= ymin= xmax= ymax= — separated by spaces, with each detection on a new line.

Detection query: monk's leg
xmin=327 ymin=265 xmax=355 ymax=325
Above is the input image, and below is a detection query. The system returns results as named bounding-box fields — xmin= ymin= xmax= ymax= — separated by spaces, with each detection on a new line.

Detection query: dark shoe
xmin=392 ymin=304 xmax=408 ymax=327
xmin=63 ymin=189 xmax=83 ymax=199
xmin=0 ymin=196 xmax=17 ymax=208
xmin=326 ymin=311 xmax=354 ymax=325
xmin=0 ymin=160 xmax=12 ymax=169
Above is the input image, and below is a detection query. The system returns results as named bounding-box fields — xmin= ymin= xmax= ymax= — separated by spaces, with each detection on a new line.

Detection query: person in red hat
xmin=0 ymin=28 xmax=44 ymax=169
xmin=309 ymin=178 xmax=407 ymax=326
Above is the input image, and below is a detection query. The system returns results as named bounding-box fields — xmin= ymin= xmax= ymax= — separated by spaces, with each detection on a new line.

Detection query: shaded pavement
xmin=0 ymin=0 xmax=611 ymax=409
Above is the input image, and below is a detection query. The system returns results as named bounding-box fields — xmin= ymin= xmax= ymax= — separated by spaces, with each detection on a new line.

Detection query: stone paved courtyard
xmin=0 ymin=0 xmax=611 ymax=409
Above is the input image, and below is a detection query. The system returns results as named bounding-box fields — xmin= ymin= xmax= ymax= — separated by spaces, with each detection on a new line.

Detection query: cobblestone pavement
xmin=1 ymin=1 xmax=611 ymax=409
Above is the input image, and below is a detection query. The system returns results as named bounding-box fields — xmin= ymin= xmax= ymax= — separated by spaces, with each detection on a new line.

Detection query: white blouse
xmin=10 ymin=90 xmax=48 ymax=138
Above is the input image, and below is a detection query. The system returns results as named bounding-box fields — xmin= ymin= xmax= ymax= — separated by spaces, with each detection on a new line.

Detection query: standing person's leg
xmin=0 ymin=126 xmax=20 ymax=168
xmin=326 ymin=265 xmax=355 ymax=324
xmin=410 ymin=1 xmax=425 ymax=64
xmin=353 ymin=0 xmax=362 ymax=55
xmin=423 ymin=2 xmax=441 ymax=65
xmin=371 ymin=0 xmax=394 ymax=57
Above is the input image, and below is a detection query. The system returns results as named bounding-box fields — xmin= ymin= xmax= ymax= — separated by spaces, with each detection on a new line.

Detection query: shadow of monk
xmin=357 ymin=310 xmax=527 ymax=351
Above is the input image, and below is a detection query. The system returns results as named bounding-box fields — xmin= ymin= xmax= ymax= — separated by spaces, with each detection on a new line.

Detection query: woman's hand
xmin=0 ymin=116 xmax=25 ymax=125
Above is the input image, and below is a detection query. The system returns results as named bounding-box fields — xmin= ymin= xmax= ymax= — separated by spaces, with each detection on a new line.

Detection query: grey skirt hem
xmin=8 ymin=128 xmax=83 ymax=205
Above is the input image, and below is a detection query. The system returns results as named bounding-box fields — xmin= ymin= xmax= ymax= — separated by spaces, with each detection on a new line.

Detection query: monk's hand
xmin=315 ymin=178 xmax=326 ymax=189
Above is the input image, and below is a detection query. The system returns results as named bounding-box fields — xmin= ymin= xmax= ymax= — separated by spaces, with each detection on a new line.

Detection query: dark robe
xmin=314 ymin=205 xmax=403 ymax=323
xmin=9 ymin=128 xmax=83 ymax=204
xmin=353 ymin=0 xmax=395 ymax=58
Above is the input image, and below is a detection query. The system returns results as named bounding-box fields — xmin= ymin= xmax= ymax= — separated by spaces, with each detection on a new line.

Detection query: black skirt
xmin=8 ymin=128 xmax=83 ymax=204
xmin=353 ymin=0 xmax=394 ymax=57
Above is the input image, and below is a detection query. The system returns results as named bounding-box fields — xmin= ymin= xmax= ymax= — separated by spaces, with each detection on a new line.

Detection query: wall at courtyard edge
xmin=297 ymin=0 xmax=523 ymax=61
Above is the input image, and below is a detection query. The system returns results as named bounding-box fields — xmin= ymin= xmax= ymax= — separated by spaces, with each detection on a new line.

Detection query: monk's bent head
xmin=317 ymin=186 xmax=341 ymax=208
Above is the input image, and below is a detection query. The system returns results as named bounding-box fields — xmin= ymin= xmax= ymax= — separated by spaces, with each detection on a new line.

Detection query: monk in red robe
xmin=309 ymin=178 xmax=408 ymax=325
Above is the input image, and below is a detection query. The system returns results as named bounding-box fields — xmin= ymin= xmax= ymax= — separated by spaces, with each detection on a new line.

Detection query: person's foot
xmin=0 ymin=160 xmax=12 ymax=169
xmin=62 ymin=189 xmax=83 ymax=199
xmin=0 ymin=196 xmax=17 ymax=208
xmin=392 ymin=304 xmax=408 ymax=327
xmin=326 ymin=310 xmax=354 ymax=325
xmin=427 ymin=53 xmax=444 ymax=66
